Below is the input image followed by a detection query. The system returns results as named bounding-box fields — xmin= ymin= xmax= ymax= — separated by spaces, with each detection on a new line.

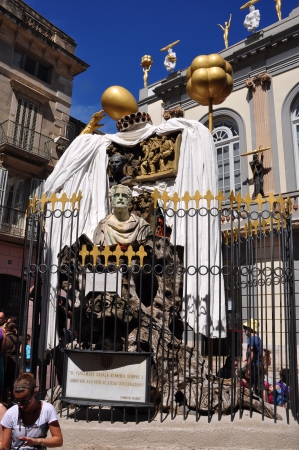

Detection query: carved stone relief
xmin=106 ymin=131 xmax=181 ymax=185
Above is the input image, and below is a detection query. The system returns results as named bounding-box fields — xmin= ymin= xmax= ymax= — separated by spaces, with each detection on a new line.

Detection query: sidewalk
xmin=59 ymin=407 xmax=299 ymax=450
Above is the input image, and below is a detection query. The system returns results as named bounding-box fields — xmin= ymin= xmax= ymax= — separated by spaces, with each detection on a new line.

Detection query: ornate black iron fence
xmin=19 ymin=190 xmax=299 ymax=424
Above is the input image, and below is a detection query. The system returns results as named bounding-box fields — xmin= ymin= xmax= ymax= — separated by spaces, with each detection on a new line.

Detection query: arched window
xmin=212 ymin=119 xmax=241 ymax=198
xmin=292 ymin=99 xmax=299 ymax=186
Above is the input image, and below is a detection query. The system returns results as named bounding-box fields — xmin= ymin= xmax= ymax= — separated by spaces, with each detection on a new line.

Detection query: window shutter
xmin=29 ymin=178 xmax=45 ymax=200
xmin=0 ymin=167 xmax=8 ymax=206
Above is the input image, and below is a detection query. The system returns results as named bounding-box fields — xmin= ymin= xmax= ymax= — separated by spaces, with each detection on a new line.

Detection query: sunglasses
xmin=13 ymin=396 xmax=33 ymax=406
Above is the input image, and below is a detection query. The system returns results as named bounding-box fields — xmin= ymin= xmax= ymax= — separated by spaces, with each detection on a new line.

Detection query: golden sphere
xmin=190 ymin=55 xmax=209 ymax=73
xmin=101 ymin=86 xmax=138 ymax=121
xmin=141 ymin=55 xmax=153 ymax=69
xmin=207 ymin=54 xmax=226 ymax=70
xmin=186 ymin=53 xmax=234 ymax=107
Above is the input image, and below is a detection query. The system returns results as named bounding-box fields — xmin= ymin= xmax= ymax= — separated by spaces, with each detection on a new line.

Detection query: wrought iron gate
xmin=19 ymin=190 xmax=299 ymax=424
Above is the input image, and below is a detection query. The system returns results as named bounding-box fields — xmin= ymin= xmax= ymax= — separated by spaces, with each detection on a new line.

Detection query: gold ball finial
xmin=141 ymin=55 xmax=153 ymax=69
xmin=186 ymin=54 xmax=233 ymax=106
xmin=101 ymin=86 xmax=138 ymax=121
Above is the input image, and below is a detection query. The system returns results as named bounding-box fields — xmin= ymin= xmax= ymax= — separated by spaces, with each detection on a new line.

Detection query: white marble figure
xmin=93 ymin=184 xmax=150 ymax=246
xmin=164 ymin=48 xmax=177 ymax=72
xmin=243 ymin=5 xmax=261 ymax=32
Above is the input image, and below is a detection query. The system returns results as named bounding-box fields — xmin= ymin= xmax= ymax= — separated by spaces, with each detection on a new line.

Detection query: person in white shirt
xmin=1 ymin=373 xmax=63 ymax=450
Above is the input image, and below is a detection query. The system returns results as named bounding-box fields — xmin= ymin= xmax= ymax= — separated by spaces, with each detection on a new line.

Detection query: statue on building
xmin=140 ymin=55 xmax=153 ymax=88
xmin=217 ymin=14 xmax=232 ymax=49
xmin=160 ymin=40 xmax=180 ymax=72
xmin=93 ymin=184 xmax=151 ymax=246
xmin=241 ymin=0 xmax=261 ymax=32
xmin=274 ymin=0 xmax=282 ymax=21
xmin=249 ymin=153 xmax=264 ymax=198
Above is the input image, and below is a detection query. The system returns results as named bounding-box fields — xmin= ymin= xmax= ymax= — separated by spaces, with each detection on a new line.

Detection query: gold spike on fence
xmin=151 ymin=189 xmax=293 ymax=216
xmin=26 ymin=191 xmax=83 ymax=216
xmin=78 ymin=244 xmax=147 ymax=268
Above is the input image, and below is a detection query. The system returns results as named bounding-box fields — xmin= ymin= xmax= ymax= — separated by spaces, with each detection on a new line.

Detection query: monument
xmin=40 ymin=81 xmax=280 ymax=418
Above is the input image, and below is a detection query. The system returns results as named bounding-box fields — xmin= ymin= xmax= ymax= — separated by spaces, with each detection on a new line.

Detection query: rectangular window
xmin=13 ymin=48 xmax=51 ymax=84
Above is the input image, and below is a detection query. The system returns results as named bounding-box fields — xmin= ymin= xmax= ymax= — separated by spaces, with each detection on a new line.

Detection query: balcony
xmin=0 ymin=120 xmax=52 ymax=162
xmin=0 ymin=205 xmax=39 ymax=241
xmin=0 ymin=205 xmax=26 ymax=238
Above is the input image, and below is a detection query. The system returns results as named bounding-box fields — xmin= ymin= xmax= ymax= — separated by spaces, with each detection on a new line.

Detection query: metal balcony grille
xmin=0 ymin=120 xmax=52 ymax=159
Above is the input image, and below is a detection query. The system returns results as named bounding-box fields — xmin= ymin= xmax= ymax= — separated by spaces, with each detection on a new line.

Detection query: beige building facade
xmin=0 ymin=0 xmax=88 ymax=316
xmin=138 ymin=6 xmax=299 ymax=364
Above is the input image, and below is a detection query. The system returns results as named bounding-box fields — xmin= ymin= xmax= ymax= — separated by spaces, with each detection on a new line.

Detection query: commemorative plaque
xmin=63 ymin=350 xmax=152 ymax=405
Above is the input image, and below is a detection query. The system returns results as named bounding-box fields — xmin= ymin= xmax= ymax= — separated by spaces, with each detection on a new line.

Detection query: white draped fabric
xmin=43 ymin=118 xmax=226 ymax=350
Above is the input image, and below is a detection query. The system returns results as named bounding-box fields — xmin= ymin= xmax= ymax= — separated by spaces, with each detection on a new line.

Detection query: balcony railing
xmin=0 ymin=120 xmax=52 ymax=159
xmin=0 ymin=205 xmax=26 ymax=238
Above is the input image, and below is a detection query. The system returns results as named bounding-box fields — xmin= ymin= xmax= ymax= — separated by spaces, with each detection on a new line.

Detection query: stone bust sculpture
xmin=93 ymin=184 xmax=151 ymax=246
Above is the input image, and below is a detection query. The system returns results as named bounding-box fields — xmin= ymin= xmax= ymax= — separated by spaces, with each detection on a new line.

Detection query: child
xmin=25 ymin=334 xmax=31 ymax=373
xmin=274 ymin=368 xmax=289 ymax=407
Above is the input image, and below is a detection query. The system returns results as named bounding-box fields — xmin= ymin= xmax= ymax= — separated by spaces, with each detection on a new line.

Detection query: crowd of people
xmin=216 ymin=318 xmax=290 ymax=407
xmin=0 ymin=312 xmax=31 ymax=405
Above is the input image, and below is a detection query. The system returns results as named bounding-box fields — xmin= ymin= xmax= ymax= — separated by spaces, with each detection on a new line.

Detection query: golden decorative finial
xmin=215 ymin=190 xmax=225 ymax=210
xmin=79 ymin=245 xmax=89 ymax=266
xmin=125 ymin=245 xmax=135 ymax=267
xmin=161 ymin=190 xmax=170 ymax=210
xmin=228 ymin=191 xmax=236 ymax=210
xmin=274 ymin=0 xmax=282 ymax=20
xmin=255 ymin=193 xmax=264 ymax=213
xmin=136 ymin=246 xmax=147 ymax=268
xmin=49 ymin=192 xmax=58 ymax=212
xmin=235 ymin=192 xmax=243 ymax=212
xmin=60 ymin=193 xmax=68 ymax=212
xmin=170 ymin=192 xmax=180 ymax=212
xmin=102 ymin=246 xmax=112 ymax=267
xmin=193 ymin=190 xmax=203 ymax=210
xmin=217 ymin=14 xmax=232 ymax=49
xmin=181 ymin=191 xmax=192 ymax=211
xmin=113 ymin=245 xmax=124 ymax=267
xmin=240 ymin=0 xmax=260 ymax=10
xmin=76 ymin=191 xmax=83 ymax=210
xmin=267 ymin=193 xmax=276 ymax=213
xmin=151 ymin=188 xmax=160 ymax=209
xmin=39 ymin=193 xmax=48 ymax=212
xmin=141 ymin=55 xmax=153 ymax=88
xmin=204 ymin=190 xmax=214 ymax=210
xmin=186 ymin=54 xmax=233 ymax=133
xmin=90 ymin=245 xmax=101 ymax=267
xmin=244 ymin=193 xmax=252 ymax=211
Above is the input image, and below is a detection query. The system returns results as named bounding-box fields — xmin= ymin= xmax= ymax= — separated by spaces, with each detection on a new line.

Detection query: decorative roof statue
xmin=241 ymin=0 xmax=261 ymax=33
xmin=140 ymin=55 xmax=153 ymax=88
xmin=217 ymin=14 xmax=232 ymax=49
xmin=274 ymin=0 xmax=282 ymax=21
xmin=160 ymin=40 xmax=180 ymax=72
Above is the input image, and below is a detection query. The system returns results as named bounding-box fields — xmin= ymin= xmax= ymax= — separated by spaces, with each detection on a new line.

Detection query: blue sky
xmin=25 ymin=0 xmax=299 ymax=132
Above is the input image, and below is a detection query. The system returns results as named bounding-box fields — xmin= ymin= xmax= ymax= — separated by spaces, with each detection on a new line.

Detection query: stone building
xmin=138 ymin=6 xmax=299 ymax=359
xmin=0 ymin=0 xmax=88 ymax=316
